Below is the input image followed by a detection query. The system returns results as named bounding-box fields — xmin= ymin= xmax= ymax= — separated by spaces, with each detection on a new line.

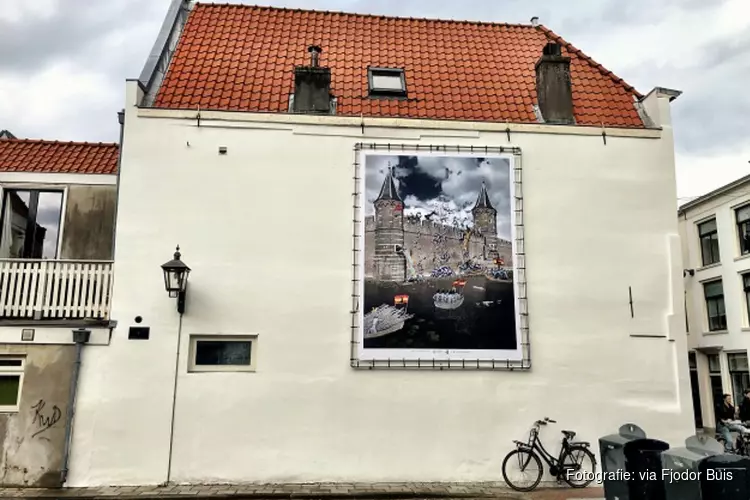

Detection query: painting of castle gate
xmin=361 ymin=153 xmax=519 ymax=358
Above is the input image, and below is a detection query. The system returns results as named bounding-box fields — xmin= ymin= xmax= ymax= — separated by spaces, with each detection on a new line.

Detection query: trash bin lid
xmin=619 ymin=423 xmax=647 ymax=439
xmin=623 ymin=438 xmax=670 ymax=457
xmin=685 ymin=435 xmax=723 ymax=456
xmin=700 ymin=454 xmax=750 ymax=467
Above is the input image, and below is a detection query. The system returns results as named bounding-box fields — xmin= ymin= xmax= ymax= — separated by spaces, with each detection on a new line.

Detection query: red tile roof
xmin=153 ymin=4 xmax=645 ymax=128
xmin=0 ymin=139 xmax=119 ymax=175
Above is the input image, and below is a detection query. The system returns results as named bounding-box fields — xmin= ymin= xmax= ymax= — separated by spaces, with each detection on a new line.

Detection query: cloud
xmin=364 ymin=153 xmax=512 ymax=240
xmin=0 ymin=0 xmax=747 ymax=199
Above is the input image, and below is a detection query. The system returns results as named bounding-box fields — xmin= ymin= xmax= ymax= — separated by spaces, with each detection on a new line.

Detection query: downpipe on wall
xmin=60 ymin=328 xmax=91 ymax=485
xmin=164 ymin=311 xmax=184 ymax=485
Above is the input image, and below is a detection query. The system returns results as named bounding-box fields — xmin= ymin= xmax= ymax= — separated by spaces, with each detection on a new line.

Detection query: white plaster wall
xmin=67 ymin=85 xmax=694 ymax=486
xmin=681 ymin=186 xmax=750 ymax=352
xmin=680 ymin=183 xmax=750 ymax=427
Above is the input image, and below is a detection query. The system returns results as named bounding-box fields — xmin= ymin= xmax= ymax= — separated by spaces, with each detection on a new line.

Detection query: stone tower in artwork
xmin=472 ymin=181 xmax=499 ymax=260
xmin=373 ymin=166 xmax=406 ymax=282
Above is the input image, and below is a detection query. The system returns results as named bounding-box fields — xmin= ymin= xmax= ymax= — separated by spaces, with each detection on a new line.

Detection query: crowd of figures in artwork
xmin=362 ymin=154 xmax=518 ymax=352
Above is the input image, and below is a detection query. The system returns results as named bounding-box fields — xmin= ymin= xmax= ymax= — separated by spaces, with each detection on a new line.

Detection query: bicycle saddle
xmin=562 ymin=430 xmax=576 ymax=439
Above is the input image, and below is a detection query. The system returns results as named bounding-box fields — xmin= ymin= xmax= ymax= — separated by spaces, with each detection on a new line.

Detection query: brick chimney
xmin=535 ymin=43 xmax=574 ymax=125
xmin=292 ymin=45 xmax=331 ymax=114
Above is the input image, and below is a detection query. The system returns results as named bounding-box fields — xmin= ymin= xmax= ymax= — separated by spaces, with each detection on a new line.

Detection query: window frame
xmin=728 ymin=351 xmax=750 ymax=408
xmin=0 ymin=356 xmax=25 ymax=413
xmin=188 ymin=335 xmax=258 ymax=373
xmin=0 ymin=186 xmax=66 ymax=259
xmin=703 ymin=279 xmax=727 ymax=332
xmin=697 ymin=218 xmax=720 ymax=266
xmin=367 ymin=67 xmax=407 ymax=98
xmin=736 ymin=204 xmax=750 ymax=256
xmin=742 ymin=273 xmax=750 ymax=327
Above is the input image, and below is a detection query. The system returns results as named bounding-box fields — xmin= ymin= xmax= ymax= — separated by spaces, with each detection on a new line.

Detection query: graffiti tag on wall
xmin=30 ymin=400 xmax=62 ymax=438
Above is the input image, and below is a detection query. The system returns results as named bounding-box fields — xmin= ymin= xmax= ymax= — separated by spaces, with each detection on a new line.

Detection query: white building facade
xmin=680 ymin=175 xmax=750 ymax=431
xmin=66 ymin=1 xmax=695 ymax=487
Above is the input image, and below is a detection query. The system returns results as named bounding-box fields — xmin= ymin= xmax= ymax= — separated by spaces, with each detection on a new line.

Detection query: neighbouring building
xmin=68 ymin=0 xmax=694 ymax=487
xmin=679 ymin=174 xmax=750 ymax=433
xmin=0 ymin=134 xmax=119 ymax=487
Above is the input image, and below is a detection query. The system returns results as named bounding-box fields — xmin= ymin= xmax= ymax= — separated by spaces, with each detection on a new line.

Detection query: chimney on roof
xmin=293 ymin=45 xmax=331 ymax=114
xmin=535 ymin=42 xmax=574 ymax=125
xmin=309 ymin=45 xmax=321 ymax=67
xmin=530 ymin=16 xmax=539 ymax=27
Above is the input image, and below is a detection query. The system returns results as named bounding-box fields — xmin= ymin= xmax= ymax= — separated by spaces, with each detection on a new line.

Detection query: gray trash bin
xmin=661 ymin=435 xmax=723 ymax=500
xmin=599 ymin=423 xmax=647 ymax=500
xmin=698 ymin=453 xmax=750 ymax=500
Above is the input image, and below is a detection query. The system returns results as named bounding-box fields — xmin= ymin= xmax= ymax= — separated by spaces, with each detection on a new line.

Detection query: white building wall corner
xmin=67 ymin=104 xmax=694 ymax=485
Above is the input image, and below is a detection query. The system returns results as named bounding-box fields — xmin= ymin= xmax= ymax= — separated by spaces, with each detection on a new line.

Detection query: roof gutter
xmin=138 ymin=0 xmax=192 ymax=107
xmin=677 ymin=173 xmax=750 ymax=215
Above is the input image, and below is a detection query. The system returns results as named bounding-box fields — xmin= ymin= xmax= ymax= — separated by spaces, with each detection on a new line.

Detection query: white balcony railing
xmin=0 ymin=259 xmax=113 ymax=321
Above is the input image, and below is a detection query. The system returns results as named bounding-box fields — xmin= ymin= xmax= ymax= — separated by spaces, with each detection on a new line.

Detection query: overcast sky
xmin=1 ymin=0 xmax=748 ymax=201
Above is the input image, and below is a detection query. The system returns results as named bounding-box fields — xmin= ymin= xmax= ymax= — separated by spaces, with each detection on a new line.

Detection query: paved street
xmin=0 ymin=483 xmax=605 ymax=499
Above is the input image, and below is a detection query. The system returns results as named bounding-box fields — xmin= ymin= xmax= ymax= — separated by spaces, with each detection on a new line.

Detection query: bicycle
xmin=716 ymin=422 xmax=750 ymax=456
xmin=501 ymin=417 xmax=597 ymax=492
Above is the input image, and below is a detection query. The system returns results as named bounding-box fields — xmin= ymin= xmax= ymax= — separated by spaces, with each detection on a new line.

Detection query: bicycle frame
xmin=514 ymin=423 xmax=578 ymax=475
xmin=529 ymin=427 xmax=570 ymax=468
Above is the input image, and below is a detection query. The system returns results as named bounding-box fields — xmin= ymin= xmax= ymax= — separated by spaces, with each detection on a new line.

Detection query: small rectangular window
xmin=0 ymin=357 xmax=24 ymax=412
xmin=703 ymin=280 xmax=727 ymax=332
xmin=736 ymin=205 xmax=750 ymax=256
xmin=368 ymin=68 xmax=407 ymax=97
xmin=697 ymin=218 xmax=720 ymax=266
xmin=189 ymin=335 xmax=257 ymax=372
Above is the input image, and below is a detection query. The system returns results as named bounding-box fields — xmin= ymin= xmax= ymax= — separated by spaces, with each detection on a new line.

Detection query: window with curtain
xmin=698 ymin=218 xmax=720 ymax=266
xmin=703 ymin=280 xmax=726 ymax=331
xmin=737 ymin=204 xmax=750 ymax=256
xmin=0 ymin=189 xmax=63 ymax=259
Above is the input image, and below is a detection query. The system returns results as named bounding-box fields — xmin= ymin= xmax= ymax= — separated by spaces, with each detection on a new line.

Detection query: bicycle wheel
xmin=501 ymin=448 xmax=543 ymax=492
xmin=560 ymin=445 xmax=597 ymax=488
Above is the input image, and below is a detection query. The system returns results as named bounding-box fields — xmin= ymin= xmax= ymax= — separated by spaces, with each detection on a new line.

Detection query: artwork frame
xmin=350 ymin=143 xmax=530 ymax=371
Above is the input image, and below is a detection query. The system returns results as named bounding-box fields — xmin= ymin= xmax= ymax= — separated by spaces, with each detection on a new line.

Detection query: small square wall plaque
xmin=21 ymin=329 xmax=35 ymax=342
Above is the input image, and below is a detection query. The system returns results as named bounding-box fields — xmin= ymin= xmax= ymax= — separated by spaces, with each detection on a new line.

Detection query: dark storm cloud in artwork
xmin=365 ymin=154 xmax=512 ymax=241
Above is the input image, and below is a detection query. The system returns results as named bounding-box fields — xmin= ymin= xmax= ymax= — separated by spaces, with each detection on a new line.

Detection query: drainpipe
xmin=164 ymin=312 xmax=184 ymax=485
xmin=112 ymin=110 xmax=125 ymax=262
xmin=60 ymin=327 xmax=91 ymax=485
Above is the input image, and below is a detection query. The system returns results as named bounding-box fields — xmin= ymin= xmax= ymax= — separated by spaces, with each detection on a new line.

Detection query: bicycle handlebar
xmin=534 ymin=417 xmax=557 ymax=426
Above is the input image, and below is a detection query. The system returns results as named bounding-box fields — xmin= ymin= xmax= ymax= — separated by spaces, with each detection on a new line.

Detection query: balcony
xmin=0 ymin=259 xmax=113 ymax=322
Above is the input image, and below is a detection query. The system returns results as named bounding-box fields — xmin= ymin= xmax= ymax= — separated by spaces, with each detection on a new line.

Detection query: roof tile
xmin=153 ymin=4 xmax=644 ymax=128
xmin=0 ymin=139 xmax=118 ymax=175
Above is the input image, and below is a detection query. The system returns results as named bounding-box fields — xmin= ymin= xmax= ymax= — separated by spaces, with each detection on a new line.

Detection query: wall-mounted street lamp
xmin=161 ymin=246 xmax=190 ymax=314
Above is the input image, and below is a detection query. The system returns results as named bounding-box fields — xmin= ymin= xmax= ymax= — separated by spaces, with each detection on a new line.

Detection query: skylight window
xmin=368 ymin=68 xmax=407 ymax=97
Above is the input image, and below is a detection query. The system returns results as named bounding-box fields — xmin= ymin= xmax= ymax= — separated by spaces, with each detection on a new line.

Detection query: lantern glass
xmin=161 ymin=247 xmax=190 ymax=297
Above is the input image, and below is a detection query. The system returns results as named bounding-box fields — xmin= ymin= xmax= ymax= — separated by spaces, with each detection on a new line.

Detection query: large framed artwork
xmin=351 ymin=144 xmax=529 ymax=370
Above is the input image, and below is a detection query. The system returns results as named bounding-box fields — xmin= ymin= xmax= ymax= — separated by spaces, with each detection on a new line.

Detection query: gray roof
xmin=678 ymin=172 xmax=750 ymax=214
xmin=472 ymin=182 xmax=495 ymax=211
xmin=375 ymin=169 xmax=403 ymax=203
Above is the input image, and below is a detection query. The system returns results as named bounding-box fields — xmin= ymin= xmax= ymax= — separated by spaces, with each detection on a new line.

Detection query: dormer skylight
xmin=368 ymin=67 xmax=407 ymax=97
